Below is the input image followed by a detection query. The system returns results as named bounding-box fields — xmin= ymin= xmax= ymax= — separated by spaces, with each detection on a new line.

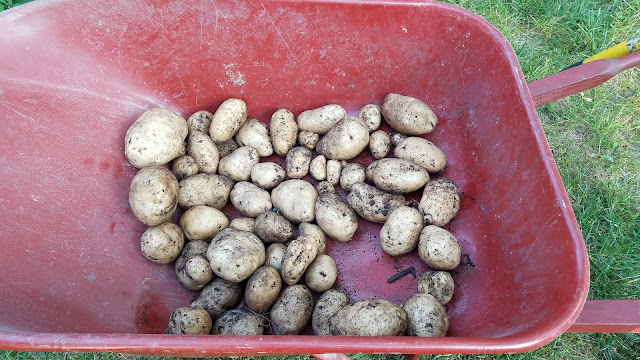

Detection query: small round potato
xmin=325 ymin=159 xmax=342 ymax=186
xmin=380 ymin=206 xmax=423 ymax=256
xmin=207 ymin=228 xmax=266 ymax=282
xmin=280 ymin=235 xmax=319 ymax=285
xmin=419 ymin=178 xmax=460 ymax=227
xmin=187 ymin=110 xmax=213 ymax=134
xmin=381 ymin=93 xmax=438 ymax=135
xmin=402 ymin=293 xmax=449 ymax=337
xmin=329 ymin=298 xmax=408 ymax=336
xmin=254 ymin=211 xmax=295 ymax=244
xmin=418 ymin=271 xmax=455 ymax=305
xmin=312 ymin=290 xmax=349 ymax=336
xmin=244 ymin=266 xmax=282 ymax=313
xmin=179 ymin=205 xmax=229 ymax=241
xmin=209 ymin=98 xmax=248 ymax=142
xmin=390 ymin=132 xmax=408 ymax=146
xmin=251 ymin=162 xmax=286 ymax=190
xmin=346 ymin=182 xmax=406 ymax=223
xmin=172 ymin=155 xmax=199 ymax=181
xmin=178 ymin=174 xmax=234 ymax=209
xmin=230 ymin=182 xmax=272 ymax=218
xmin=418 ymin=225 xmax=461 ymax=270
xmin=125 ymin=108 xmax=188 ymax=168
xmin=235 ymin=118 xmax=273 ymax=157
xmin=166 ymin=306 xmax=212 ymax=335
xmin=370 ymin=158 xmax=429 ymax=194
xmin=270 ymin=109 xmax=298 ymax=156
xmin=394 ymin=137 xmax=446 ymax=173
xmin=140 ymin=222 xmax=184 ymax=264
xmin=297 ymin=104 xmax=346 ymax=135
xmin=369 ymin=130 xmax=391 ymax=159
xmin=358 ymin=104 xmax=382 ymax=132
xmin=339 ymin=163 xmax=365 ymax=191
xmin=265 ymin=243 xmax=287 ymax=270
xmin=298 ymin=130 xmax=320 ymax=149
xmin=364 ymin=160 xmax=378 ymax=183
xmin=129 ymin=166 xmax=179 ymax=226
xmin=229 ymin=217 xmax=255 ymax=232
xmin=218 ymin=146 xmax=260 ymax=182
xmin=298 ymin=223 xmax=326 ymax=254
xmin=286 ymin=146 xmax=312 ymax=179
xmin=316 ymin=116 xmax=370 ymax=160
xmin=309 ymin=155 xmax=327 ymax=181
xmin=304 ymin=254 xmax=338 ymax=292
xmin=187 ymin=131 xmax=219 ymax=174
xmin=191 ymin=278 xmax=244 ymax=320
xmin=270 ymin=284 xmax=314 ymax=335
xmin=216 ymin=139 xmax=239 ymax=158
xmin=315 ymin=182 xmax=358 ymax=242
xmin=212 ymin=309 xmax=265 ymax=335
xmin=271 ymin=180 xmax=318 ymax=223
xmin=175 ymin=240 xmax=213 ymax=290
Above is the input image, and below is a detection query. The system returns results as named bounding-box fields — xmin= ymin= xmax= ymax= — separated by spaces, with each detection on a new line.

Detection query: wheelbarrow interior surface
xmin=0 ymin=0 xmax=588 ymax=355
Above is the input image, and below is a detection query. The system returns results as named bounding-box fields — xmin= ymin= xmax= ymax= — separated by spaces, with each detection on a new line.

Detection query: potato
xmin=380 ymin=206 xmax=423 ymax=256
xmin=368 ymin=130 xmax=391 ymax=159
xmin=271 ymin=179 xmax=317 ymax=223
xmin=304 ymin=254 xmax=337 ymax=292
xmin=187 ymin=131 xmax=219 ymax=174
xmin=254 ymin=211 xmax=295 ymax=244
xmin=370 ymin=158 xmax=429 ymax=194
xmin=325 ymin=159 xmax=342 ymax=185
xmin=381 ymin=93 xmax=437 ymax=135
xmin=178 ymin=174 xmax=234 ymax=209
xmin=235 ymin=118 xmax=273 ymax=157
xmin=244 ymin=266 xmax=282 ymax=313
xmin=402 ymin=293 xmax=448 ymax=337
xmin=280 ymin=235 xmax=319 ymax=285
xmin=229 ymin=217 xmax=255 ymax=232
xmin=218 ymin=146 xmax=260 ymax=182
xmin=209 ymin=98 xmax=248 ymax=142
xmin=166 ymin=306 xmax=212 ymax=335
xmin=270 ymin=109 xmax=298 ymax=156
xmin=419 ymin=178 xmax=460 ymax=227
xmin=364 ymin=160 xmax=378 ymax=183
xmin=175 ymin=240 xmax=214 ymax=290
xmin=270 ymin=284 xmax=314 ymax=335
xmin=346 ymin=182 xmax=405 ymax=223
xmin=179 ymin=205 xmax=229 ymax=241
xmin=177 ymin=141 xmax=187 ymax=158
xmin=230 ymin=181 xmax=272 ymax=217
xmin=418 ymin=225 xmax=461 ymax=270
xmin=298 ymin=130 xmax=320 ymax=149
xmin=298 ymin=223 xmax=326 ymax=254
xmin=251 ymin=162 xmax=285 ymax=190
xmin=312 ymin=290 xmax=349 ymax=336
xmin=129 ymin=166 xmax=179 ymax=226
xmin=315 ymin=182 xmax=358 ymax=242
xmin=297 ymin=104 xmax=346 ymax=134
xmin=394 ymin=137 xmax=446 ymax=173
xmin=358 ymin=104 xmax=381 ymax=132
xmin=216 ymin=139 xmax=239 ymax=158
xmin=316 ymin=116 xmax=370 ymax=160
xmin=390 ymin=132 xmax=408 ymax=146
xmin=207 ymin=228 xmax=266 ymax=282
xmin=191 ymin=277 xmax=244 ymax=320
xmin=265 ymin=243 xmax=287 ymax=270
xmin=140 ymin=222 xmax=184 ymax=264
xmin=125 ymin=108 xmax=188 ymax=168
xmin=418 ymin=271 xmax=455 ymax=305
xmin=187 ymin=110 xmax=213 ymax=134
xmin=286 ymin=146 xmax=312 ymax=179
xmin=212 ymin=309 xmax=265 ymax=335
xmin=309 ymin=155 xmax=327 ymax=181
xmin=172 ymin=155 xmax=199 ymax=181
xmin=339 ymin=163 xmax=365 ymax=191
xmin=176 ymin=239 xmax=209 ymax=264
xmin=329 ymin=298 xmax=408 ymax=336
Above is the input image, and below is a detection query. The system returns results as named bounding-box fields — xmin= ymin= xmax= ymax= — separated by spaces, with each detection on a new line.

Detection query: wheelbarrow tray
xmin=0 ymin=0 xmax=589 ymax=355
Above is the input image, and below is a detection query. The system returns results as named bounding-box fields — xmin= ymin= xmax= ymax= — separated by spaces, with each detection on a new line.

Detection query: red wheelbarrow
xmin=0 ymin=0 xmax=637 ymax=357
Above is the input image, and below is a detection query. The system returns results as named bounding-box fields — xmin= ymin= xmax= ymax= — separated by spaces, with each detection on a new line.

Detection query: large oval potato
xmin=271 ymin=179 xmax=317 ymax=223
xmin=251 ymin=162 xmax=285 ymax=190
xmin=207 ymin=228 xmax=266 ymax=282
xmin=368 ymin=130 xmax=391 ymax=159
xmin=346 ymin=182 xmax=406 ymax=223
xmin=209 ymin=98 xmax=247 ymax=142
xmin=418 ymin=271 xmax=455 ymax=305
xmin=286 ymin=146 xmax=312 ymax=179
xmin=187 ymin=131 xmax=219 ymax=174
xmin=235 ymin=118 xmax=273 ymax=157
xmin=129 ymin=166 xmax=179 ymax=226
xmin=316 ymin=116 xmax=370 ymax=160
xmin=381 ymin=93 xmax=437 ymax=135
xmin=179 ymin=205 xmax=229 ymax=241
xmin=254 ymin=211 xmax=295 ymax=244
xmin=212 ymin=309 xmax=265 ymax=335
xmin=418 ymin=225 xmax=461 ymax=270
xmin=218 ymin=146 xmax=260 ymax=182
xmin=187 ymin=110 xmax=213 ymax=134
xmin=370 ymin=158 xmax=429 ymax=194
xmin=244 ymin=266 xmax=282 ymax=313
xmin=270 ymin=109 xmax=298 ymax=156
xmin=140 ymin=222 xmax=184 ymax=264
xmin=166 ymin=306 xmax=212 ymax=335
xmin=380 ymin=206 xmax=423 ymax=256
xmin=125 ymin=108 xmax=188 ymax=168
xmin=178 ymin=174 xmax=234 ymax=209
xmin=297 ymin=104 xmax=346 ymax=135
xmin=191 ymin=278 xmax=244 ymax=320
xmin=230 ymin=182 xmax=272 ymax=218
xmin=394 ymin=137 xmax=446 ymax=173
xmin=419 ymin=178 xmax=460 ymax=227
xmin=329 ymin=298 xmax=408 ymax=336
xmin=270 ymin=284 xmax=314 ymax=335
xmin=312 ymin=290 xmax=349 ymax=336
xmin=359 ymin=104 xmax=381 ymax=132
xmin=280 ymin=235 xmax=319 ymax=285
xmin=315 ymin=182 xmax=358 ymax=242
xmin=304 ymin=254 xmax=338 ymax=292
xmin=402 ymin=293 xmax=449 ymax=337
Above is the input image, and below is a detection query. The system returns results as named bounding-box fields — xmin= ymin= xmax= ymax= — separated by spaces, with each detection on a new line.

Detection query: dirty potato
xmin=346 ymin=182 xmax=405 ymax=223
xmin=298 ymin=130 xmax=320 ymax=149
xmin=187 ymin=131 xmax=219 ymax=174
xmin=179 ymin=205 xmax=229 ymax=241
xmin=381 ymin=93 xmax=437 ymax=135
xmin=312 ymin=290 xmax=349 ymax=336
xmin=370 ymin=158 xmax=429 ymax=194
xmin=316 ymin=116 xmax=370 ymax=160
xmin=394 ymin=137 xmax=446 ymax=173
xmin=329 ymin=298 xmax=408 ymax=336
xmin=339 ymin=163 xmax=366 ymax=191
xmin=418 ymin=225 xmax=461 ymax=270
xmin=229 ymin=217 xmax=255 ymax=232
xmin=270 ymin=109 xmax=298 ymax=156
xmin=280 ymin=235 xmax=319 ymax=285
xmin=304 ymin=254 xmax=338 ymax=292
xmin=191 ymin=277 xmax=244 ymax=320
xmin=172 ymin=155 xmax=199 ymax=181
xmin=216 ymin=139 xmax=239 ymax=158
xmin=309 ymin=155 xmax=327 ymax=181
xmin=297 ymin=104 xmax=346 ymax=134
xmin=419 ymin=178 xmax=460 ymax=227
xmin=359 ymin=104 xmax=381 ymax=132
xmin=244 ymin=266 xmax=282 ymax=313
xmin=254 ymin=211 xmax=295 ymax=244
xmin=265 ymin=243 xmax=287 ymax=270
xmin=315 ymin=182 xmax=358 ymax=242
xmin=298 ymin=223 xmax=326 ymax=254
xmin=286 ymin=146 xmax=312 ymax=179
xmin=390 ymin=132 xmax=408 ymax=146
xmin=271 ymin=179 xmax=318 ymax=223
xmin=129 ymin=166 xmax=179 ymax=226
xmin=368 ymin=130 xmax=391 ymax=159
xmin=402 ymin=293 xmax=449 ymax=337
xmin=218 ymin=146 xmax=260 ymax=182
xmin=235 ymin=118 xmax=273 ymax=157
xmin=175 ymin=240 xmax=213 ymax=290
xmin=187 ymin=110 xmax=213 ymax=134
xmin=166 ymin=306 xmax=212 ymax=335
xmin=270 ymin=284 xmax=314 ymax=335
xmin=178 ymin=174 xmax=234 ymax=209
xmin=326 ymin=159 xmax=342 ymax=185
xmin=230 ymin=181 xmax=272 ymax=218
xmin=140 ymin=222 xmax=185 ymax=264
xmin=251 ymin=162 xmax=286 ymax=190
xmin=207 ymin=228 xmax=266 ymax=282
xmin=418 ymin=271 xmax=455 ymax=305
xmin=212 ymin=309 xmax=265 ymax=335
xmin=209 ymin=98 xmax=247 ymax=142
xmin=380 ymin=206 xmax=423 ymax=256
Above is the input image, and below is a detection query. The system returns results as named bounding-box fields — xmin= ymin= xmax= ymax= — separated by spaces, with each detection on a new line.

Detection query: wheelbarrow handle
xmin=528 ymin=51 xmax=640 ymax=107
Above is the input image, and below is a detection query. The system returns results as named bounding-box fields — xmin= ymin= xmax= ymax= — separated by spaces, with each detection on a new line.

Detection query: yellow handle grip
xmin=583 ymin=35 xmax=640 ymax=64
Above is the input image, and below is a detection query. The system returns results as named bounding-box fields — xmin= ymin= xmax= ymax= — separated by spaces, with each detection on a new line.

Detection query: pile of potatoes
xmin=125 ymin=93 xmax=461 ymax=337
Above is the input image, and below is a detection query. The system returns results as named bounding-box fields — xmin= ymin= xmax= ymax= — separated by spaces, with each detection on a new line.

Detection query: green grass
xmin=1 ymin=0 xmax=639 ymax=359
